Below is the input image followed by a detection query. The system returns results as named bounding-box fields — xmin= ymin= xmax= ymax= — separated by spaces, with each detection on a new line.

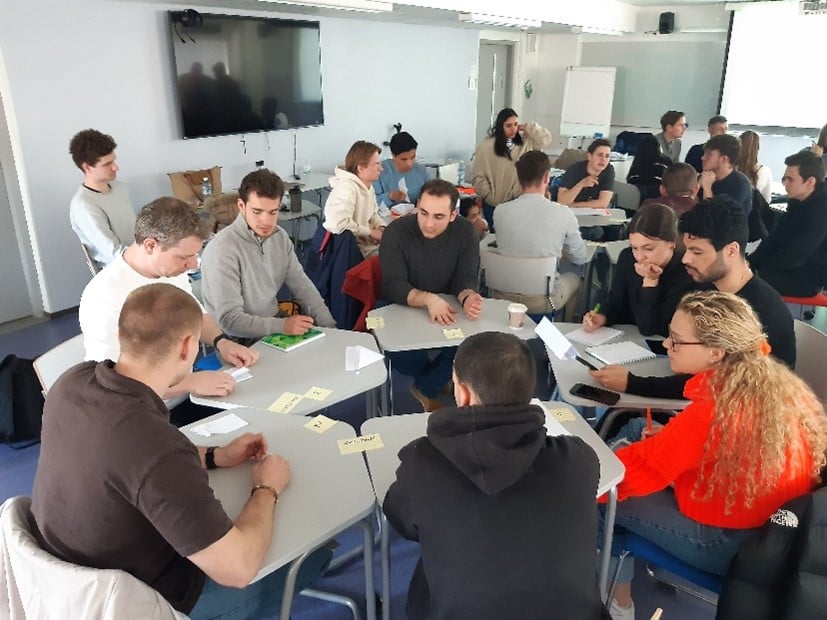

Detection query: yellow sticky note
xmin=366 ymin=316 xmax=385 ymax=329
xmin=551 ymin=408 xmax=576 ymax=422
xmin=305 ymin=414 xmax=338 ymax=434
xmin=267 ymin=392 xmax=303 ymax=414
xmin=338 ymin=433 xmax=385 ymax=455
xmin=442 ymin=328 xmax=465 ymax=340
xmin=304 ymin=386 xmax=333 ymax=401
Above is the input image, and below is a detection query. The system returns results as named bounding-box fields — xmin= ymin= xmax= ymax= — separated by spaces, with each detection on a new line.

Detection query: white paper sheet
xmin=566 ymin=326 xmax=623 ymax=346
xmin=189 ymin=412 xmax=248 ymax=437
xmin=345 ymin=345 xmax=385 ymax=372
xmin=531 ymin=399 xmax=572 ymax=437
xmin=224 ymin=366 xmax=252 ymax=383
xmin=534 ymin=317 xmax=577 ymax=361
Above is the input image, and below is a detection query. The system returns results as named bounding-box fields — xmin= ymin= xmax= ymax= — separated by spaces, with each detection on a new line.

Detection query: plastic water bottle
xmin=457 ymin=160 xmax=465 ymax=186
xmin=201 ymin=176 xmax=213 ymax=198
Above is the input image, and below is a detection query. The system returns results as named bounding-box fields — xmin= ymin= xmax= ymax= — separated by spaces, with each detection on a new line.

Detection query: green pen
xmin=593 ymin=303 xmax=601 ymax=314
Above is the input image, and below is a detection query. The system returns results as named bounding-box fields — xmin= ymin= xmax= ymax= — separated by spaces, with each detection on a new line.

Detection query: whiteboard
xmin=581 ymin=40 xmax=726 ymax=129
xmin=560 ymin=66 xmax=616 ymax=138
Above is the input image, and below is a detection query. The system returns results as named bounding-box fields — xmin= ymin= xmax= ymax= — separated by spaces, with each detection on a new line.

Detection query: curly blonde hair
xmin=677 ymin=291 xmax=827 ymax=513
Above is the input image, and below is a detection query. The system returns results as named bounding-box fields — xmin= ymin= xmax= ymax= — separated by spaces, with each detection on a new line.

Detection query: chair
xmin=613 ymin=181 xmax=641 ymax=212
xmin=480 ymin=249 xmax=560 ymax=316
xmin=608 ymin=533 xmax=722 ymax=608
xmin=0 ymin=496 xmax=187 ymax=619
xmin=32 ymin=334 xmax=84 ymax=394
xmin=793 ymin=319 xmax=827 ymax=406
xmin=782 ymin=291 xmax=827 ymax=321
xmin=79 ymin=243 xmax=101 ymax=276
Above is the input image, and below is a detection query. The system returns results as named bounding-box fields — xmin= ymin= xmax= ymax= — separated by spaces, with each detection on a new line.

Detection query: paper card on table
xmin=366 ymin=316 xmax=385 ymax=330
xmin=304 ymin=386 xmax=333 ymax=401
xmin=338 ymin=433 xmax=385 ymax=455
xmin=531 ymin=399 xmax=572 ymax=437
xmin=267 ymin=392 xmax=303 ymax=414
xmin=443 ymin=328 xmax=464 ymax=340
xmin=572 ymin=207 xmax=611 ymax=217
xmin=534 ymin=317 xmax=577 ymax=360
xmin=305 ymin=414 xmax=338 ymax=434
xmin=566 ymin=326 xmax=623 ymax=346
xmin=551 ymin=408 xmax=576 ymax=422
xmin=190 ymin=413 xmax=248 ymax=437
xmin=225 ymin=366 xmax=252 ymax=383
xmin=345 ymin=345 xmax=385 ymax=372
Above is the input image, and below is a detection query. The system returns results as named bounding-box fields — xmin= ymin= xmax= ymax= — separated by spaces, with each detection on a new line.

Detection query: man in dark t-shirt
xmin=32 ymin=283 xmax=300 ymax=617
xmin=699 ymin=134 xmax=752 ymax=216
xmin=558 ymin=138 xmax=616 ymax=209
xmin=380 ymin=179 xmax=482 ymax=411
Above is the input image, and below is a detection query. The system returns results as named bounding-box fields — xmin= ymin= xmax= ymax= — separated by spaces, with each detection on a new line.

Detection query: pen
xmin=592 ymin=303 xmax=601 ymax=314
xmin=646 ymin=407 xmax=652 ymax=433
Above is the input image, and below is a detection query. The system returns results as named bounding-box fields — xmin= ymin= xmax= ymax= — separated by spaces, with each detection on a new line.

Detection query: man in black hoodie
xmin=383 ymin=332 xmax=607 ymax=620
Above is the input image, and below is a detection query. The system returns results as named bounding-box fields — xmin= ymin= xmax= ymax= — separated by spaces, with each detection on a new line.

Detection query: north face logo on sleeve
xmin=770 ymin=509 xmax=799 ymax=528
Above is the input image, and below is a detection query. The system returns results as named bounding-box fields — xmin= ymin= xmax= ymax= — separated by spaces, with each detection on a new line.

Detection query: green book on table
xmin=260 ymin=328 xmax=326 ymax=352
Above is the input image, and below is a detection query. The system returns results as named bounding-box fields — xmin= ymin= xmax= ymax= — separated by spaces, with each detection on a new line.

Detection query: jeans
xmin=389 ymin=347 xmax=457 ymax=398
xmin=482 ymin=201 xmax=496 ymax=232
xmin=189 ymin=546 xmax=333 ymax=620
xmin=599 ymin=488 xmax=757 ymax=583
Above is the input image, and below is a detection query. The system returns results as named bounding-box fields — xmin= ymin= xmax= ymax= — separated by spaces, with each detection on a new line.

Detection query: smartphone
xmin=570 ymin=382 xmax=620 ymax=406
xmin=575 ymin=355 xmax=599 ymax=371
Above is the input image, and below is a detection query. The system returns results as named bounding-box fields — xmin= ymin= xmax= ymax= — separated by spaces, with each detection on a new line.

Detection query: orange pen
xmin=645 ymin=407 xmax=652 ymax=434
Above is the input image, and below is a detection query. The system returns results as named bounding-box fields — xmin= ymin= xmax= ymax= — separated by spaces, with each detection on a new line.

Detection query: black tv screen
xmin=168 ymin=12 xmax=324 ymax=139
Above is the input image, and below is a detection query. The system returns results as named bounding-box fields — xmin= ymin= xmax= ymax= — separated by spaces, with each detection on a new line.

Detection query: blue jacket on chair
xmin=305 ymin=228 xmax=363 ymax=331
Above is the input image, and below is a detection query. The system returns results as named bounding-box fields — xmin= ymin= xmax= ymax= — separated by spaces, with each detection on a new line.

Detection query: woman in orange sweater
xmin=605 ymin=290 xmax=827 ymax=620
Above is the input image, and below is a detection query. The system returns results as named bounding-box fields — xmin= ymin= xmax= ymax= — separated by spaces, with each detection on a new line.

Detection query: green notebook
xmin=260 ymin=328 xmax=326 ymax=352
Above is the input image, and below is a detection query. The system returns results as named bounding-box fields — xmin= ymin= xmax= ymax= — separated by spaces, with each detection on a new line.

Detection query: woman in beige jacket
xmin=471 ymin=107 xmax=551 ymax=229
xmin=323 ymin=141 xmax=387 ymax=257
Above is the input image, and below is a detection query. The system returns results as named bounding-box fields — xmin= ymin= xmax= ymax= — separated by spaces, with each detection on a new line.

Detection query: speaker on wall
xmin=659 ymin=12 xmax=675 ymax=34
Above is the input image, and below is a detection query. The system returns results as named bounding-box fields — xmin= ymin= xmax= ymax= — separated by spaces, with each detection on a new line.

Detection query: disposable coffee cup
xmin=507 ymin=302 xmax=528 ymax=329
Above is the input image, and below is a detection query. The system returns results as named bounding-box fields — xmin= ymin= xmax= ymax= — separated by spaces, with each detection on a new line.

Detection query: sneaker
xmin=410 ymin=385 xmax=444 ymax=412
xmin=609 ymin=599 xmax=635 ymax=620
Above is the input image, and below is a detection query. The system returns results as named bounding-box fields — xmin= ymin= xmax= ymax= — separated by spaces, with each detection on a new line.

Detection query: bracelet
xmin=250 ymin=484 xmax=279 ymax=504
xmin=213 ymin=333 xmax=229 ymax=349
xmin=460 ymin=293 xmax=472 ymax=308
xmin=205 ymin=446 xmax=218 ymax=470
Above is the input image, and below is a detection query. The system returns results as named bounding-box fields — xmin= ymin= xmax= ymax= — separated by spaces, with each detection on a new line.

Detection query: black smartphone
xmin=570 ymin=382 xmax=620 ymax=406
xmin=575 ymin=355 xmax=599 ymax=371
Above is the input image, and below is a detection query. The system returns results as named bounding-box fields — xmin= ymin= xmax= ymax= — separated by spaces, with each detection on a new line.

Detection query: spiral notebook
xmin=585 ymin=341 xmax=656 ymax=365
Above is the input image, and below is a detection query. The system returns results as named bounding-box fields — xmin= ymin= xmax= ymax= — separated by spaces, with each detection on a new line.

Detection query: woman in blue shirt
xmin=373 ymin=132 xmax=428 ymax=207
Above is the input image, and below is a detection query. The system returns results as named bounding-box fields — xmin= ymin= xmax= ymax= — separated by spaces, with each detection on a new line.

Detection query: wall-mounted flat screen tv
xmin=168 ymin=12 xmax=324 ymax=139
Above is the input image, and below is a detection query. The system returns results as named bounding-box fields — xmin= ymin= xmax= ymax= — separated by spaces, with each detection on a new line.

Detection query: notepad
xmin=585 ymin=341 xmax=656 ymax=365
xmin=260 ymin=328 xmax=325 ymax=352
xmin=566 ymin=326 xmax=622 ymax=346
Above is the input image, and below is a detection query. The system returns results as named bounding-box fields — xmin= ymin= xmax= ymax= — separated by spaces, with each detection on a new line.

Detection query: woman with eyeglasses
xmin=603 ymin=290 xmax=827 ymax=620
xmin=582 ymin=203 xmax=696 ymax=340
xmin=471 ymin=107 xmax=551 ymax=229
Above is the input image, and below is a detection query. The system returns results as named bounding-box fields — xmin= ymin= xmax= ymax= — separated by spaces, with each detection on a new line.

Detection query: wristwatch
xmin=205 ymin=446 xmax=218 ymax=470
xmin=213 ymin=333 xmax=229 ymax=349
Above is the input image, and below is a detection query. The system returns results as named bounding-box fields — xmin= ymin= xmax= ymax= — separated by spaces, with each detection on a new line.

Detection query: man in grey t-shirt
xmin=655 ymin=110 xmax=687 ymax=163
xmin=69 ymin=129 xmax=136 ymax=270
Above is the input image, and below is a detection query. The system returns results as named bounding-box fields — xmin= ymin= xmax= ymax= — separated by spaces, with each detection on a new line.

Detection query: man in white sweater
xmin=201 ymin=169 xmax=336 ymax=340
xmin=68 ymin=129 xmax=136 ymax=270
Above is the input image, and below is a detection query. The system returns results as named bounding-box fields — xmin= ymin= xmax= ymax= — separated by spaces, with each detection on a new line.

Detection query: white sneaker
xmin=609 ymin=598 xmax=635 ymax=620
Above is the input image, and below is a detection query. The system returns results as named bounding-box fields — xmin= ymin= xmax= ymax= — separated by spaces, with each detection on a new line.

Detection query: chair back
xmin=80 ymin=244 xmax=101 ymax=276
xmin=480 ymin=249 xmax=557 ymax=297
xmin=793 ymin=320 xmax=827 ymax=406
xmin=613 ymin=181 xmax=641 ymax=212
xmin=0 ymin=496 xmax=186 ymax=620
xmin=32 ymin=334 xmax=84 ymax=394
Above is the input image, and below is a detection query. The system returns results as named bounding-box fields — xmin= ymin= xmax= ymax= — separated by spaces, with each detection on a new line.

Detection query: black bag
xmin=0 ymin=354 xmax=44 ymax=446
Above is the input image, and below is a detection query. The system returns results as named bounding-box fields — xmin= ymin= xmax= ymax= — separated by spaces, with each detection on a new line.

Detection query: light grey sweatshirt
xmin=201 ymin=214 xmax=336 ymax=338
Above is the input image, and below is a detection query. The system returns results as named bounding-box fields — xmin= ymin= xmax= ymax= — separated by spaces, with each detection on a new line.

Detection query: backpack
xmin=0 ymin=355 xmax=45 ymax=447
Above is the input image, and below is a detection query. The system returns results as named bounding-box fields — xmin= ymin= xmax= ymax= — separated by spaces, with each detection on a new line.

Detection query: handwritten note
xmin=366 ymin=316 xmax=385 ymax=330
xmin=267 ymin=392 xmax=303 ymax=414
xmin=189 ymin=413 xmax=248 ymax=437
xmin=338 ymin=433 xmax=385 ymax=455
xmin=304 ymin=386 xmax=333 ymax=402
xmin=305 ymin=414 xmax=338 ymax=434
xmin=443 ymin=328 xmax=464 ymax=340
xmin=550 ymin=407 xmax=576 ymax=422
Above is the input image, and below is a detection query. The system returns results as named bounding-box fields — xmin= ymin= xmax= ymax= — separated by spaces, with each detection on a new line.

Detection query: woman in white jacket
xmin=323 ymin=141 xmax=386 ymax=257
xmin=735 ymin=130 xmax=773 ymax=203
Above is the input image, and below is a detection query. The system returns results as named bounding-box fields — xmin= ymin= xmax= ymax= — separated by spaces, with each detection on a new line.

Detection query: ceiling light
xmin=258 ymin=0 xmax=393 ymax=13
xmin=571 ymin=26 xmax=624 ymax=36
xmin=458 ymin=13 xmax=541 ymax=30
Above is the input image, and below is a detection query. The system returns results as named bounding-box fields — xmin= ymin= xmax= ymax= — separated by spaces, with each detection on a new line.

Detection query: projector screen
xmin=721 ymin=2 xmax=827 ymax=129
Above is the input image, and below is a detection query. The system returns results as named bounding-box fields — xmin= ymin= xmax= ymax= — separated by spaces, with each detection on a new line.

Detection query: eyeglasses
xmin=666 ymin=331 xmax=705 ymax=352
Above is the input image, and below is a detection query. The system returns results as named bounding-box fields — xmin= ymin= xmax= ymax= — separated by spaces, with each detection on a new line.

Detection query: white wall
xmin=0 ymin=0 xmax=479 ymax=312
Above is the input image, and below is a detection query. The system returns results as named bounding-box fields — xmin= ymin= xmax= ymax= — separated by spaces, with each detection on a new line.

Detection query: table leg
xmin=279 ymin=550 xmax=312 ymax=620
xmin=600 ymin=486 xmax=618 ymax=602
xmin=381 ymin=514 xmax=390 ymax=620
xmin=358 ymin=518 xmax=377 ymax=620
